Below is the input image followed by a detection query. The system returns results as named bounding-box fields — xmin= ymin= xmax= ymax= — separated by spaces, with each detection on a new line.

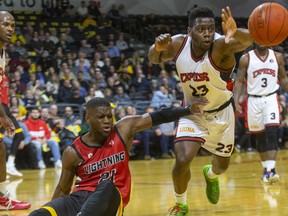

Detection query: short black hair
xmin=86 ymin=97 xmax=111 ymax=110
xmin=188 ymin=6 xmax=215 ymax=27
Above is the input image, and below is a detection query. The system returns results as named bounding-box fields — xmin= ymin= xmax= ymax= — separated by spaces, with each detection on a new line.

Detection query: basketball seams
xmin=267 ymin=3 xmax=271 ymax=42
xmin=248 ymin=2 xmax=288 ymax=46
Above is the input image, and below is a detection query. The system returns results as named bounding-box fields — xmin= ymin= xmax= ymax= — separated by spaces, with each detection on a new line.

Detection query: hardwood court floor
xmin=1 ymin=149 xmax=288 ymax=216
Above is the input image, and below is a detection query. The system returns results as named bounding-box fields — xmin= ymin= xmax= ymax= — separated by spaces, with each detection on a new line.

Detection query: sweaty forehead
xmin=194 ymin=17 xmax=214 ymax=26
xmin=0 ymin=14 xmax=14 ymax=22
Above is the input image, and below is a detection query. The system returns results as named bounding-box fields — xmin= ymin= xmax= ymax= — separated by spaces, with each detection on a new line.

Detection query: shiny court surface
xmin=1 ymin=149 xmax=288 ymax=216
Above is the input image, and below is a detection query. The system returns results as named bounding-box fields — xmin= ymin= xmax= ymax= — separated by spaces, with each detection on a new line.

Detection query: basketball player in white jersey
xmin=233 ymin=43 xmax=288 ymax=184
xmin=148 ymin=6 xmax=253 ymax=215
xmin=0 ymin=11 xmax=30 ymax=210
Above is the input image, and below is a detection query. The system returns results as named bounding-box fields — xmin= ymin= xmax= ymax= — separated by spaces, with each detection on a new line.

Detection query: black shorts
xmin=42 ymin=190 xmax=92 ymax=216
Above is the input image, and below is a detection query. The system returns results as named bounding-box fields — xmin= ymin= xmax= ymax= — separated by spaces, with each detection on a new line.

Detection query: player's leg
xmin=77 ymin=180 xmax=122 ymax=216
xmin=167 ymin=140 xmax=200 ymax=216
xmin=202 ymin=155 xmax=230 ymax=205
xmin=0 ymin=141 xmax=30 ymax=210
xmin=29 ymin=191 xmax=88 ymax=216
xmin=4 ymin=105 xmax=24 ymax=177
xmin=257 ymin=127 xmax=279 ymax=183
xmin=202 ymin=104 xmax=235 ymax=205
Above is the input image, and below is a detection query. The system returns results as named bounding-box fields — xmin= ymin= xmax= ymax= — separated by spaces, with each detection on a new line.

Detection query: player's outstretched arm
xmin=219 ymin=6 xmax=253 ymax=52
xmin=0 ymin=105 xmax=14 ymax=137
xmin=148 ymin=34 xmax=184 ymax=64
xmin=51 ymin=146 xmax=80 ymax=200
xmin=117 ymin=97 xmax=209 ymax=135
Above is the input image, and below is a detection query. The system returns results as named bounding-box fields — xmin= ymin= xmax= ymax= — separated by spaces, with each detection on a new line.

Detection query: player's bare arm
xmin=276 ymin=52 xmax=288 ymax=92
xmin=116 ymin=97 xmax=209 ymax=150
xmin=148 ymin=34 xmax=185 ymax=64
xmin=212 ymin=7 xmax=253 ymax=69
xmin=233 ymin=54 xmax=249 ymax=115
xmin=51 ymin=146 xmax=80 ymax=200
xmin=0 ymin=105 xmax=14 ymax=137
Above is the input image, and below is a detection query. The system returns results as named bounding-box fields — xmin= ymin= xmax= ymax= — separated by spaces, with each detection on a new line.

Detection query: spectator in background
xmin=54 ymin=119 xmax=76 ymax=153
xmin=8 ymin=96 xmax=27 ymax=120
xmin=150 ymin=86 xmax=174 ymax=110
xmin=106 ymin=41 xmax=120 ymax=59
xmin=24 ymin=107 xmax=62 ymax=169
xmin=46 ymin=73 xmax=60 ymax=102
xmin=3 ymin=108 xmax=38 ymax=170
xmin=113 ymin=85 xmax=131 ymax=103
xmin=42 ymin=32 xmax=55 ymax=54
xmin=87 ymin=0 xmax=101 ymax=21
xmin=138 ymin=106 xmax=171 ymax=160
xmin=130 ymin=67 xmax=149 ymax=93
xmin=116 ymin=33 xmax=129 ymax=53
xmin=76 ymin=1 xmax=89 ymax=21
xmin=63 ymin=106 xmax=82 ymax=137
xmin=107 ymin=4 xmax=122 ymax=29
xmin=42 ymin=0 xmax=55 ymax=19
xmin=22 ymin=89 xmax=37 ymax=107
xmin=58 ymin=79 xmax=73 ymax=103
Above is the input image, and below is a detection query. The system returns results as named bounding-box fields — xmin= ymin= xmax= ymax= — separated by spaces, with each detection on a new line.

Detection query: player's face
xmin=255 ymin=43 xmax=267 ymax=51
xmin=86 ymin=106 xmax=113 ymax=138
xmin=0 ymin=12 xmax=15 ymax=44
xmin=189 ymin=17 xmax=215 ymax=51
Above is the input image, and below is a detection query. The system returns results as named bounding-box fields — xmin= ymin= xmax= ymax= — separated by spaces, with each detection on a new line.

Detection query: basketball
xmin=248 ymin=2 xmax=288 ymax=46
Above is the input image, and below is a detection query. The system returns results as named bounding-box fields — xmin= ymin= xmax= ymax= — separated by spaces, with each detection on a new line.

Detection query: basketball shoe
xmin=203 ymin=165 xmax=220 ymax=204
xmin=167 ymin=202 xmax=189 ymax=216
xmin=262 ymin=168 xmax=280 ymax=184
xmin=0 ymin=191 xmax=31 ymax=210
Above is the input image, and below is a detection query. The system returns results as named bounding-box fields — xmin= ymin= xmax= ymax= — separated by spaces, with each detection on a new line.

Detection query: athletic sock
xmin=207 ymin=166 xmax=218 ymax=179
xmin=174 ymin=191 xmax=187 ymax=204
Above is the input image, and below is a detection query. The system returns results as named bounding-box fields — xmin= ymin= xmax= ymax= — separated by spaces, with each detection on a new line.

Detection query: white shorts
xmin=175 ymin=104 xmax=235 ymax=157
xmin=247 ymin=93 xmax=280 ymax=132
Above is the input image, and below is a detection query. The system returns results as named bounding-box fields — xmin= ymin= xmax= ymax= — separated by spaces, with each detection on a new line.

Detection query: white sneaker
xmin=38 ymin=160 xmax=46 ymax=169
xmin=6 ymin=165 xmax=23 ymax=177
xmin=54 ymin=160 xmax=62 ymax=168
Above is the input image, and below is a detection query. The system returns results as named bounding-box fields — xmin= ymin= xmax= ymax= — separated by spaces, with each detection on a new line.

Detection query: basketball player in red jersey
xmin=148 ymin=6 xmax=253 ymax=215
xmin=234 ymin=43 xmax=288 ymax=183
xmin=29 ymin=96 xmax=209 ymax=216
xmin=1 ymin=52 xmax=25 ymax=177
xmin=0 ymin=11 xmax=31 ymax=210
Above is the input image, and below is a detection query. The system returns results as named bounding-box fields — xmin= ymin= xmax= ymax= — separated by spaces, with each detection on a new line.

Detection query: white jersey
xmin=175 ymin=36 xmax=233 ymax=111
xmin=246 ymin=49 xmax=279 ymax=96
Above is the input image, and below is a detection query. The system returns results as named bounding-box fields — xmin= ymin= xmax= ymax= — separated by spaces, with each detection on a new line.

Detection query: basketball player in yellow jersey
xmin=234 ymin=43 xmax=288 ymax=183
xmin=148 ymin=6 xmax=253 ymax=216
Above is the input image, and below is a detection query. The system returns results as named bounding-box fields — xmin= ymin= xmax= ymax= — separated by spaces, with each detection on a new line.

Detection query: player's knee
xmin=28 ymin=208 xmax=52 ymax=216
xmin=98 ymin=180 xmax=117 ymax=194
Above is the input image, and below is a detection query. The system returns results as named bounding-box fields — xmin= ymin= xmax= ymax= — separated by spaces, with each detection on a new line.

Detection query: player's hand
xmin=189 ymin=97 xmax=210 ymax=113
xmin=234 ymin=102 xmax=243 ymax=115
xmin=221 ymin=6 xmax=237 ymax=43
xmin=155 ymin=33 xmax=172 ymax=52
xmin=0 ymin=116 xmax=15 ymax=137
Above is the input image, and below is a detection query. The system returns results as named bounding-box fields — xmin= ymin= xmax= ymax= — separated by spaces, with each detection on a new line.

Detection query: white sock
xmin=207 ymin=167 xmax=218 ymax=179
xmin=263 ymin=160 xmax=276 ymax=171
xmin=7 ymin=155 xmax=15 ymax=166
xmin=174 ymin=191 xmax=187 ymax=204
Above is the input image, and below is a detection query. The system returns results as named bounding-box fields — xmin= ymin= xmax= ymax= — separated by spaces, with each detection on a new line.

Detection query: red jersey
xmin=0 ymin=74 xmax=9 ymax=105
xmin=72 ymin=126 xmax=131 ymax=207
xmin=0 ymin=49 xmax=8 ymax=105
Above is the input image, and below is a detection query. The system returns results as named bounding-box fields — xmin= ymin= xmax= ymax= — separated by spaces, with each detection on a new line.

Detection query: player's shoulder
xmin=172 ymin=34 xmax=187 ymax=42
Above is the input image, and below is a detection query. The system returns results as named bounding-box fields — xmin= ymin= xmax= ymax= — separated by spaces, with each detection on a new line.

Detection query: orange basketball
xmin=248 ymin=2 xmax=288 ymax=46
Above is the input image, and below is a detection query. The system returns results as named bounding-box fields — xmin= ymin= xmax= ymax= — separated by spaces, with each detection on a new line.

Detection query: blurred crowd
xmin=4 ymin=0 xmax=288 ymax=170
